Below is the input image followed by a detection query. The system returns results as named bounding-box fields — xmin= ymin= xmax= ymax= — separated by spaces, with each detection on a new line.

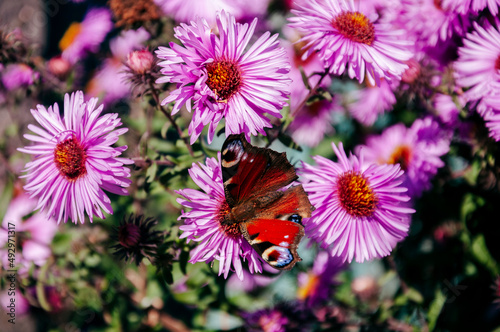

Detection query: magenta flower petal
xmin=288 ymin=0 xmax=413 ymax=86
xmin=176 ymin=154 xmax=263 ymax=280
xmin=19 ymin=91 xmax=132 ymax=224
xmin=358 ymin=117 xmax=450 ymax=197
xmin=299 ymin=143 xmax=415 ymax=263
xmin=156 ymin=11 xmax=291 ymax=144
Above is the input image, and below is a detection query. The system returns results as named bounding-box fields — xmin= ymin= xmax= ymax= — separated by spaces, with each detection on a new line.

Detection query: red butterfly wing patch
xmin=221 ymin=134 xmax=313 ymax=270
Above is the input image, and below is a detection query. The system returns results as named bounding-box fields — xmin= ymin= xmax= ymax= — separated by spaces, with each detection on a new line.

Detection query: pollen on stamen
xmin=54 ymin=136 xmax=87 ymax=180
xmin=331 ymin=11 xmax=375 ymax=46
xmin=205 ymin=60 xmax=241 ymax=101
xmin=388 ymin=145 xmax=412 ymax=171
xmin=217 ymin=199 xmax=241 ymax=238
xmin=336 ymin=171 xmax=378 ymax=218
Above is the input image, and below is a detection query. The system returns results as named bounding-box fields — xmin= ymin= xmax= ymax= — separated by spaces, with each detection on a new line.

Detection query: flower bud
xmin=126 ymin=49 xmax=154 ymax=74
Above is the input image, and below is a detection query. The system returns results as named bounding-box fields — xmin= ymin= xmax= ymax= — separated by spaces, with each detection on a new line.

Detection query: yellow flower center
xmin=331 ymin=11 xmax=375 ymax=46
xmin=59 ymin=22 xmax=82 ymax=51
xmin=337 ymin=171 xmax=377 ymax=217
xmin=54 ymin=136 xmax=87 ymax=180
xmin=218 ymin=200 xmax=241 ymax=238
xmin=387 ymin=145 xmax=412 ymax=171
xmin=297 ymin=273 xmax=320 ymax=300
xmin=205 ymin=60 xmax=241 ymax=102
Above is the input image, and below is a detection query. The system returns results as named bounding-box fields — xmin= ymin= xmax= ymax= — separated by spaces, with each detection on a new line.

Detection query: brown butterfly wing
xmin=221 ymin=134 xmax=297 ymax=207
xmin=221 ymin=134 xmax=314 ymax=270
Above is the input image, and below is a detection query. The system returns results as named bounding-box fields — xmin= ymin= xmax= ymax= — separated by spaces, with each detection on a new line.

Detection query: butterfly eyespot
xmin=288 ymin=214 xmax=302 ymax=224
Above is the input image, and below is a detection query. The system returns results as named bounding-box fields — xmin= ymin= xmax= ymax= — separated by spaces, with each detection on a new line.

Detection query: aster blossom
xmin=358 ymin=117 xmax=450 ymax=197
xmin=156 ymin=10 xmax=291 ymax=144
xmin=19 ymin=91 xmax=132 ymax=224
xmin=454 ymin=21 xmax=500 ymax=109
xmin=288 ymin=0 xmax=413 ymax=86
xmin=176 ymin=154 xmax=263 ymax=280
xmin=299 ymin=143 xmax=415 ymax=263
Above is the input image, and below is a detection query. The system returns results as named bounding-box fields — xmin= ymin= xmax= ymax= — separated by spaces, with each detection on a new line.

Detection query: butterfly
xmin=220 ymin=134 xmax=314 ymax=270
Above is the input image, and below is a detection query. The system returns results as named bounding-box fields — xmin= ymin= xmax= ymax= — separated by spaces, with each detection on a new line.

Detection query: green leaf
xmin=427 ymin=288 xmax=446 ymax=332
xmin=471 ymin=234 xmax=499 ymax=276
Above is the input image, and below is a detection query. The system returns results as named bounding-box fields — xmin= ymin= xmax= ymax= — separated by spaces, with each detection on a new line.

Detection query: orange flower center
xmin=297 ymin=273 xmax=320 ymax=300
xmin=337 ymin=171 xmax=377 ymax=217
xmin=59 ymin=22 xmax=82 ymax=51
xmin=205 ymin=60 xmax=241 ymax=101
xmin=54 ymin=136 xmax=87 ymax=180
xmin=387 ymin=145 xmax=412 ymax=171
xmin=218 ymin=200 xmax=241 ymax=238
xmin=332 ymin=11 xmax=375 ymax=46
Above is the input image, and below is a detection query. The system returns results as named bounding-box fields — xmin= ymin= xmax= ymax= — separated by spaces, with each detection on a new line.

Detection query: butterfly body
xmin=221 ymin=134 xmax=314 ymax=270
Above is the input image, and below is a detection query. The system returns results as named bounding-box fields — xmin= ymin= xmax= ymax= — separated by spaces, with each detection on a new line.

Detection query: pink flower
xmin=1 ymin=193 xmax=58 ymax=275
xmin=87 ymin=28 xmax=150 ymax=104
xmin=297 ymin=251 xmax=344 ymax=307
xmin=358 ymin=117 xmax=450 ymax=197
xmin=299 ymin=143 xmax=414 ymax=263
xmin=156 ymin=11 xmax=291 ymax=144
xmin=346 ymin=79 xmax=396 ymax=126
xmin=288 ymin=0 xmax=413 ymax=86
xmin=1 ymin=63 xmax=37 ymax=91
xmin=154 ymin=0 xmax=270 ymax=26
xmin=395 ymin=0 xmax=470 ymax=48
xmin=18 ymin=91 xmax=132 ymax=224
xmin=454 ymin=21 xmax=500 ymax=109
xmin=60 ymin=8 xmax=112 ymax=62
xmin=176 ymin=154 xmax=262 ymax=280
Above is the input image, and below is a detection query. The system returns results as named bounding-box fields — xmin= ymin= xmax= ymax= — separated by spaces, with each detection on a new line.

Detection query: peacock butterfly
xmin=220 ymin=134 xmax=314 ymax=270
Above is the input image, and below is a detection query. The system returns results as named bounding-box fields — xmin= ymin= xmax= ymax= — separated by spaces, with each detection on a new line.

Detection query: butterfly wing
xmin=221 ymin=134 xmax=313 ymax=270
xmin=240 ymin=185 xmax=312 ymax=270
xmin=221 ymin=134 xmax=297 ymax=207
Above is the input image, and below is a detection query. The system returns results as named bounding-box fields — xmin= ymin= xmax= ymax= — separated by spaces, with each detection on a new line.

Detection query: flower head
xmin=346 ymin=79 xmax=396 ymax=126
xmin=156 ymin=11 xmax=291 ymax=144
xmin=454 ymin=21 xmax=500 ymax=107
xmin=297 ymin=251 xmax=344 ymax=307
xmin=395 ymin=0 xmax=470 ymax=48
xmin=0 ymin=193 xmax=58 ymax=274
xmin=358 ymin=117 xmax=450 ymax=197
xmin=299 ymin=143 xmax=414 ymax=263
xmin=111 ymin=215 xmax=165 ymax=265
xmin=59 ymin=8 xmax=112 ymax=63
xmin=18 ymin=91 xmax=132 ymax=224
xmin=443 ymin=0 xmax=500 ymax=15
xmin=288 ymin=0 xmax=413 ymax=86
xmin=154 ymin=0 xmax=270 ymax=26
xmin=176 ymin=154 xmax=263 ymax=280
xmin=1 ymin=63 xmax=37 ymax=91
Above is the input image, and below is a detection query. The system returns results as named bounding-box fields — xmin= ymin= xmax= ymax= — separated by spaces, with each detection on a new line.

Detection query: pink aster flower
xmin=346 ymin=79 xmax=396 ymax=126
xmin=297 ymin=251 xmax=344 ymax=307
xmin=1 ymin=63 xmax=38 ymax=91
xmin=482 ymin=94 xmax=500 ymax=141
xmin=59 ymin=8 xmax=113 ymax=63
xmin=176 ymin=154 xmax=263 ymax=280
xmin=299 ymin=143 xmax=415 ymax=263
xmin=443 ymin=0 xmax=500 ymax=15
xmin=0 ymin=193 xmax=58 ymax=275
xmin=395 ymin=0 xmax=470 ymax=48
xmin=288 ymin=98 xmax=340 ymax=148
xmin=288 ymin=0 xmax=413 ymax=86
xmin=156 ymin=11 xmax=291 ymax=144
xmin=433 ymin=93 xmax=465 ymax=128
xmin=155 ymin=0 xmax=270 ymax=26
xmin=87 ymin=28 xmax=150 ymax=104
xmin=18 ymin=91 xmax=132 ymax=224
xmin=358 ymin=117 xmax=450 ymax=198
xmin=454 ymin=21 xmax=500 ymax=106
